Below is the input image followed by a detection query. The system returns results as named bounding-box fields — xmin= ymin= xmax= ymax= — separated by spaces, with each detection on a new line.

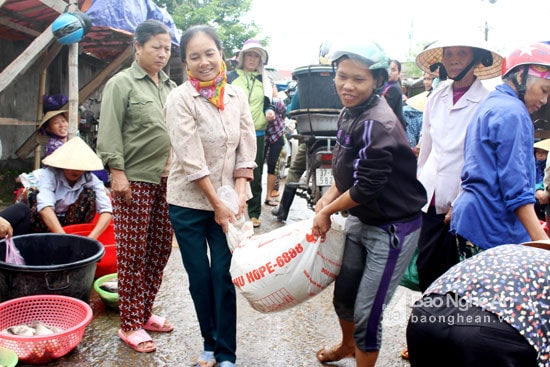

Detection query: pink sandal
xmin=118 ymin=329 xmax=156 ymax=353
xmin=144 ymin=314 xmax=173 ymax=332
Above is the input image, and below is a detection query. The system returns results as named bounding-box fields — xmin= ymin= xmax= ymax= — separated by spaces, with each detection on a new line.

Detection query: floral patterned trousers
xmin=113 ymin=178 xmax=173 ymax=331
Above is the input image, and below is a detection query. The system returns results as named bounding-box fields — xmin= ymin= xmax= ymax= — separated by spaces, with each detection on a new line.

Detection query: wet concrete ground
xmin=14 ymin=177 xmax=420 ymax=367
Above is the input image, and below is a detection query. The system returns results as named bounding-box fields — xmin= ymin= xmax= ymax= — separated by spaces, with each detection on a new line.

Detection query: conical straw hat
xmin=42 ymin=136 xmax=104 ymax=171
xmin=534 ymin=138 xmax=550 ymax=152
xmin=406 ymin=91 xmax=429 ymax=112
xmin=36 ymin=110 xmax=69 ymax=145
xmin=521 ymin=239 xmax=550 ymax=250
xmin=38 ymin=110 xmax=68 ymax=129
xmin=416 ymin=38 xmax=503 ymax=80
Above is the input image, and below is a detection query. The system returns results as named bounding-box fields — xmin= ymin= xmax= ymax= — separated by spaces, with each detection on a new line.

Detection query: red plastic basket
xmin=0 ymin=295 xmax=93 ymax=364
xmin=63 ymin=222 xmax=117 ymax=278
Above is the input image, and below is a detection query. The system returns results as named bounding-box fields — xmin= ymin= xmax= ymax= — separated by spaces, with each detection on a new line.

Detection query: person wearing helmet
xmin=311 ymin=40 xmax=427 ymax=367
xmin=319 ymin=40 xmax=332 ymax=65
xmin=450 ymin=42 xmax=550 ymax=257
xmin=413 ymin=39 xmax=503 ymax=295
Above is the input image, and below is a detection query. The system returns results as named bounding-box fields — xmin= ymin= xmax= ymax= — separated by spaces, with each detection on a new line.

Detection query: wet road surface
xmin=15 ymin=180 xmax=419 ymax=367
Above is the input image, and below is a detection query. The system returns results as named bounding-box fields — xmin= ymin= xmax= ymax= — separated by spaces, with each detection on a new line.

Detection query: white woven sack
xmin=230 ymin=217 xmax=345 ymax=313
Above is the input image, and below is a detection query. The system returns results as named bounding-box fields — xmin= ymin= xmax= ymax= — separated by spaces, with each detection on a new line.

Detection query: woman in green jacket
xmin=96 ymin=19 xmax=176 ymax=354
xmin=227 ymin=39 xmax=276 ymax=228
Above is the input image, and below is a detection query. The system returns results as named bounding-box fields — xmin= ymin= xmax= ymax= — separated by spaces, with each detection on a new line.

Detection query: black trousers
xmin=0 ymin=202 xmax=31 ymax=236
xmin=407 ymin=294 xmax=538 ymax=367
xmin=416 ymin=206 xmax=458 ymax=292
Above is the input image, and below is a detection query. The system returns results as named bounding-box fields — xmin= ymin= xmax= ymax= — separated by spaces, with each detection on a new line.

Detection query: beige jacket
xmin=164 ymin=82 xmax=257 ymax=211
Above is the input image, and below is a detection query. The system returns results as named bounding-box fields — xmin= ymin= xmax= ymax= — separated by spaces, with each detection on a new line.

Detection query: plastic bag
xmin=230 ymin=217 xmax=346 ymax=313
xmin=217 ymin=185 xmax=254 ymax=252
xmin=4 ymin=237 xmax=25 ymax=265
xmin=399 ymin=247 xmax=420 ymax=291
xmin=18 ymin=168 xmax=44 ymax=188
xmin=217 ymin=185 xmax=240 ymax=214
xmin=226 ymin=221 xmax=254 ymax=253
xmin=43 ymin=94 xmax=68 ymax=112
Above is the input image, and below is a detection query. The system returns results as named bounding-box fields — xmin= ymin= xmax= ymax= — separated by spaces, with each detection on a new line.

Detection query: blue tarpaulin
xmin=84 ymin=0 xmax=181 ymax=47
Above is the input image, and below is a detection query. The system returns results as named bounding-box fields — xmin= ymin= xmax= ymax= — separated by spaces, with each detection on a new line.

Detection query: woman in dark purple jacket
xmin=312 ymin=40 xmax=426 ymax=367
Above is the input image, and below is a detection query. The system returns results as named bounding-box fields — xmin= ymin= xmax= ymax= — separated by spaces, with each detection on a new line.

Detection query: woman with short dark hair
xmin=97 ymin=19 xmax=177 ymax=354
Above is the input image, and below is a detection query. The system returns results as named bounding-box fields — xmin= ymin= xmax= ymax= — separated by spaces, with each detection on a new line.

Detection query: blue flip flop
xmin=197 ymin=350 xmax=215 ymax=367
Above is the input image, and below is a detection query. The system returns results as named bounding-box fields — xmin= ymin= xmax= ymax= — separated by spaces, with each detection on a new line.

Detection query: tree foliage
xmin=153 ymin=0 xmax=263 ymax=60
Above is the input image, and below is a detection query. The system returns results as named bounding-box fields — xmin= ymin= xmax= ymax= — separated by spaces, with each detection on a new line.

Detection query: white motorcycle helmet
xmin=319 ymin=41 xmax=332 ymax=65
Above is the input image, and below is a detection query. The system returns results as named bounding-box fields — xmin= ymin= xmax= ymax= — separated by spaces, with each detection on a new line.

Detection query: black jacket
xmin=332 ymin=94 xmax=426 ymax=225
xmin=380 ymin=81 xmax=406 ymax=129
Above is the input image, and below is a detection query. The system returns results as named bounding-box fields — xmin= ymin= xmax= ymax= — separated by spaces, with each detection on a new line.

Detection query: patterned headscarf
xmin=527 ymin=65 xmax=550 ymax=80
xmin=187 ymin=60 xmax=227 ymax=110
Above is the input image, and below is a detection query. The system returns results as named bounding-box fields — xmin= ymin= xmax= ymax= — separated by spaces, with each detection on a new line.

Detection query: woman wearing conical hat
xmin=414 ymin=38 xmax=503 ymax=293
xmin=0 ymin=136 xmax=112 ymax=239
xmin=30 ymin=136 xmax=112 ymax=236
xmin=36 ymin=109 xmax=69 ymax=159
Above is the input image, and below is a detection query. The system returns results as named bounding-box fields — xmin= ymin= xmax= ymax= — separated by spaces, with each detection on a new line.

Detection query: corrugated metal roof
xmin=0 ymin=0 xmax=60 ymax=39
xmin=0 ymin=0 xmax=133 ymax=62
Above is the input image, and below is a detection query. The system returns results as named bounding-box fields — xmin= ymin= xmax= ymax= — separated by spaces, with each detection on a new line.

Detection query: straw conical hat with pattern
xmin=406 ymin=91 xmax=429 ymax=112
xmin=416 ymin=38 xmax=503 ymax=80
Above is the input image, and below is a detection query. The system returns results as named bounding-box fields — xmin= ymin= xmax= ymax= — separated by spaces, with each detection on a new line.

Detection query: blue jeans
xmin=169 ymin=205 xmax=237 ymax=364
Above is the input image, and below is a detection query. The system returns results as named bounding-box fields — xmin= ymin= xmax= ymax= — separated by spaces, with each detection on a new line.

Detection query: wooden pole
xmin=15 ymin=46 xmax=132 ymax=158
xmin=39 ymin=0 xmax=68 ymax=13
xmin=31 ymin=42 xmax=63 ymax=168
xmin=68 ymin=43 xmax=79 ymax=139
xmin=77 ymin=45 xmax=132 ymax=100
xmin=34 ymin=71 xmax=47 ymax=169
xmin=0 ymin=28 xmax=55 ymax=94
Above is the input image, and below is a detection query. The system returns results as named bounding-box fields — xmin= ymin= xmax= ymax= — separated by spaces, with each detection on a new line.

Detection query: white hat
xmin=416 ymin=39 xmax=503 ymax=80
xmin=42 ymin=136 xmax=104 ymax=171
xmin=236 ymin=39 xmax=269 ymax=68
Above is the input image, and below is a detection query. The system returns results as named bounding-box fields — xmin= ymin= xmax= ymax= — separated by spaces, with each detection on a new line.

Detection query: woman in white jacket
xmin=414 ymin=39 xmax=503 ymax=293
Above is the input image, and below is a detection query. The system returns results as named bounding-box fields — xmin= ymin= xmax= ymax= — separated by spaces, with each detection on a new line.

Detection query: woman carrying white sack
xmin=164 ymin=25 xmax=256 ymax=367
xmin=311 ymin=40 xmax=427 ymax=367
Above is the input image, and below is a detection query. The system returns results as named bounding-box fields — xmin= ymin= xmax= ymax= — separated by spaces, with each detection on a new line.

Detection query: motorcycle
xmin=271 ymin=64 xmax=340 ymax=220
xmin=288 ymin=112 xmax=338 ymax=210
xmin=287 ymin=64 xmax=341 ymax=211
